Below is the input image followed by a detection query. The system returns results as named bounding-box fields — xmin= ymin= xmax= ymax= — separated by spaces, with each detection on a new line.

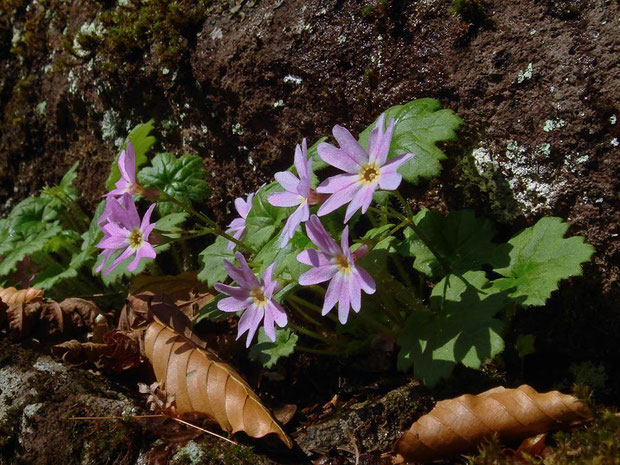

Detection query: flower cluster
xmin=96 ymin=142 xmax=158 ymax=275
xmin=215 ymin=114 xmax=414 ymax=345
xmin=97 ymin=115 xmax=413 ymax=347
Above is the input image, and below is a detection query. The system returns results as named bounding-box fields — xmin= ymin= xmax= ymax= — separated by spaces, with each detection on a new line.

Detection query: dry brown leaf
xmin=92 ymin=313 xmax=111 ymax=343
xmin=51 ymin=330 xmax=142 ymax=372
xmin=0 ymin=286 xmax=44 ymax=305
xmin=6 ymin=302 xmax=42 ymax=339
xmin=143 ymin=318 xmax=293 ymax=448
xmin=394 ymin=385 xmax=591 ymax=463
xmin=51 ymin=340 xmax=108 ymax=365
xmin=130 ymin=272 xmax=208 ymax=302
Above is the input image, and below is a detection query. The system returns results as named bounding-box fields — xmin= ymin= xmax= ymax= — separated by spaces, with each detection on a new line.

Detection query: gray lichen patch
xmin=459 ymin=139 xmax=569 ymax=221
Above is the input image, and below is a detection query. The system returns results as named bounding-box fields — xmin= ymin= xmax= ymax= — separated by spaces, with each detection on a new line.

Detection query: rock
xmin=0 ymin=339 xmax=143 ymax=465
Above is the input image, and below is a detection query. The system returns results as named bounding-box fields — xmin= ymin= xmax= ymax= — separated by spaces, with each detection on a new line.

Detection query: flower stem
xmin=288 ymin=321 xmax=346 ymax=347
xmin=296 ymin=345 xmax=348 ymax=356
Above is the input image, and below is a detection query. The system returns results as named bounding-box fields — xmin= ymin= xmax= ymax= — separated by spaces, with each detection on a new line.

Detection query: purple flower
xmin=95 ymin=193 xmax=157 ymax=275
xmin=297 ymin=215 xmax=376 ymax=324
xmin=106 ymin=141 xmax=139 ymax=197
xmin=316 ymin=114 xmax=414 ymax=223
xmin=268 ymin=139 xmax=316 ymax=246
xmin=214 ymin=252 xmax=287 ymax=347
xmin=225 ymin=193 xmax=254 ymax=250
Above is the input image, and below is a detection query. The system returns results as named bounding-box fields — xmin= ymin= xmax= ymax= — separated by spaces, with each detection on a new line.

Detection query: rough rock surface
xmin=0 ymin=0 xmax=618 ymax=463
xmin=0 ymin=339 xmax=143 ymax=465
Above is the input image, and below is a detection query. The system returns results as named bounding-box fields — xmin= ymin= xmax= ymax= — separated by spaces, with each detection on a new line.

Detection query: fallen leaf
xmin=130 ymin=272 xmax=213 ymax=318
xmin=6 ymin=302 xmax=41 ymax=339
xmin=394 ymin=385 xmax=591 ymax=463
xmin=273 ymin=404 xmax=297 ymax=426
xmin=0 ymin=286 xmax=44 ymax=305
xmin=143 ymin=316 xmax=293 ymax=447
xmin=51 ymin=330 xmax=142 ymax=372
xmin=92 ymin=313 xmax=111 ymax=343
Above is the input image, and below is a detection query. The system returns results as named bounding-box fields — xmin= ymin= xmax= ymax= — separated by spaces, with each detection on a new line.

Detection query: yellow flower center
xmin=335 ymin=254 xmax=352 ymax=274
xmin=359 ymin=163 xmax=380 ymax=185
xmin=250 ymin=287 xmax=268 ymax=308
xmin=124 ymin=182 xmax=133 ymax=193
xmin=128 ymin=228 xmax=144 ymax=249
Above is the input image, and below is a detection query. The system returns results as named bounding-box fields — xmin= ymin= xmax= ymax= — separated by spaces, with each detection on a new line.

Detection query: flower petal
xmin=268 ymin=191 xmax=302 ymax=208
xmin=214 ymin=283 xmax=248 ymax=299
xmin=322 ymin=273 xmax=343 ymax=315
xmin=317 ymin=181 xmax=362 ymax=218
xmin=332 ymin=125 xmax=369 ymax=165
xmin=369 ymin=115 xmax=395 ymax=166
xmin=317 ymin=142 xmax=361 ymax=174
xmin=279 ymin=203 xmax=306 ymax=247
xmin=268 ymin=300 xmax=288 ymax=327
xmin=354 ymin=265 xmax=376 ymax=294
xmin=378 ymin=171 xmax=403 ymax=191
xmin=381 ymin=152 xmax=414 ymax=173
xmin=305 ymin=215 xmax=340 ymax=256
xmin=274 ymin=171 xmax=300 ymax=193
xmin=344 ymin=184 xmax=376 ymax=223
xmin=218 ymin=296 xmax=251 ymax=312
xmin=299 ymin=265 xmax=338 ymax=286
xmin=316 ymin=173 xmax=358 ymax=194
xmin=297 ymin=249 xmax=331 ymax=267
xmin=337 ymin=277 xmax=351 ymax=324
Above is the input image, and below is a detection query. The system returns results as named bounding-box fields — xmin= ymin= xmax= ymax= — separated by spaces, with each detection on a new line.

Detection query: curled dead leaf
xmin=51 ymin=330 xmax=142 ymax=372
xmin=0 ymin=286 xmax=44 ymax=305
xmin=143 ymin=318 xmax=293 ymax=448
xmin=394 ymin=385 xmax=591 ymax=463
xmin=6 ymin=302 xmax=41 ymax=339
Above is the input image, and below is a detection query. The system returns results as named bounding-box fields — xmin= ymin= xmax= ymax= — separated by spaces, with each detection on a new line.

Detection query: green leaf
xmin=491 ymin=217 xmax=594 ymax=306
xmin=397 ymin=271 xmax=506 ymax=386
xmin=253 ymin=230 xmax=312 ymax=281
xmin=31 ymin=263 xmax=78 ymax=290
xmin=515 ymin=334 xmax=536 ymax=360
xmin=155 ymin=212 xmax=188 ymax=238
xmin=248 ymin=327 xmax=298 ymax=369
xmin=399 ymin=209 xmax=505 ymax=278
xmin=197 ymin=236 xmax=235 ymax=288
xmin=105 ymin=120 xmax=156 ymax=191
xmin=361 ymin=224 xmax=394 ymax=241
xmin=5 ymin=197 xmax=58 ymax=235
xmin=59 ymin=161 xmax=79 ymax=190
xmin=72 ymin=200 xmax=106 ymax=269
xmin=0 ymin=225 xmax=63 ymax=277
xmin=195 ymin=294 xmax=229 ymax=323
xmin=138 ymin=153 xmax=209 ymax=216
xmin=359 ymin=99 xmax=463 ymax=184
xmin=244 ymin=183 xmax=291 ymax=250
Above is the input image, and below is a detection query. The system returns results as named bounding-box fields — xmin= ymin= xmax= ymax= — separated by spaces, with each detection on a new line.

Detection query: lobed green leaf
xmin=491 ymin=217 xmax=594 ymax=306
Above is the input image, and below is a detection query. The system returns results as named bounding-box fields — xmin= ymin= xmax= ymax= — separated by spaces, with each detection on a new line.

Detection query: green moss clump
xmin=73 ymin=0 xmax=210 ymax=78
xmin=467 ymin=409 xmax=620 ymax=465
xmin=547 ymin=0 xmax=587 ymax=20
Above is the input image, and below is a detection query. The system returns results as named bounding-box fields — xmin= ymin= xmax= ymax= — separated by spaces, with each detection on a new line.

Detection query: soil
xmin=0 ymin=0 xmax=619 ymax=464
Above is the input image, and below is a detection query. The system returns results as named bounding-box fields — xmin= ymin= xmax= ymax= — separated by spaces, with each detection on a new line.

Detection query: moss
xmin=360 ymin=0 xmax=389 ymax=19
xmin=547 ymin=0 xmax=587 ymax=20
xmin=72 ymin=0 xmax=210 ymax=80
xmin=467 ymin=408 xmax=620 ymax=465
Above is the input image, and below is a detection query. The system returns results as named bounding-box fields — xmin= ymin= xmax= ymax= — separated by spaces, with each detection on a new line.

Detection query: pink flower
xmin=95 ymin=193 xmax=156 ymax=275
xmin=106 ymin=141 xmax=139 ymax=197
xmin=214 ymin=252 xmax=287 ymax=347
xmin=225 ymin=193 xmax=254 ymax=250
xmin=268 ymin=139 xmax=316 ymax=246
xmin=297 ymin=215 xmax=376 ymax=324
xmin=316 ymin=114 xmax=414 ymax=223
